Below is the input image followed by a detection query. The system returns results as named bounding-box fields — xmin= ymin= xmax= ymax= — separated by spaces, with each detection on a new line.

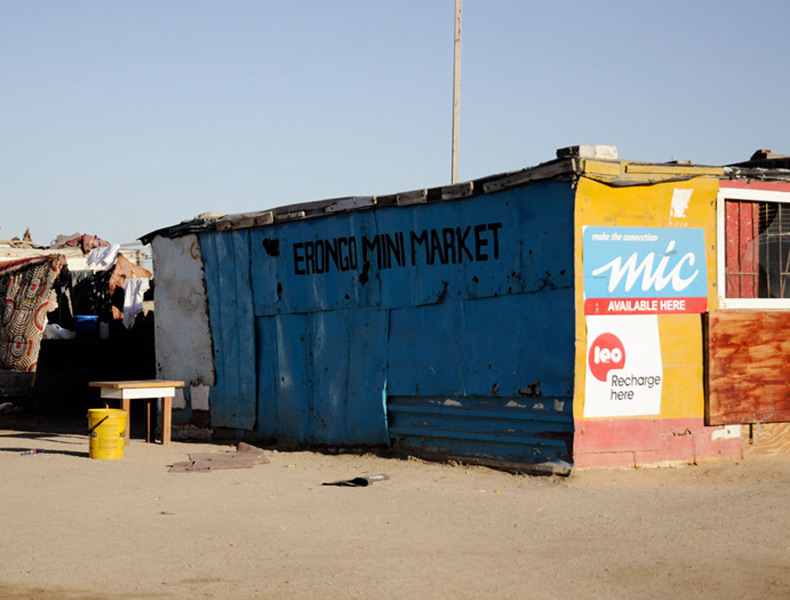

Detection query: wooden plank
xmin=623 ymin=164 xmax=721 ymax=176
xmin=707 ymin=311 xmax=790 ymax=424
xmin=395 ymin=190 xmax=427 ymax=206
xmin=100 ymin=387 xmax=176 ymax=400
xmin=480 ymin=159 xmax=574 ymax=194
xmin=215 ymin=211 xmax=274 ymax=231
xmin=89 ymin=380 xmax=184 ymax=389
xmin=324 ymin=197 xmax=377 ymax=213
xmin=742 ymin=422 xmax=790 ymax=455
xmin=742 ymin=202 xmax=758 ymax=298
xmin=162 ymin=396 xmax=172 ymax=445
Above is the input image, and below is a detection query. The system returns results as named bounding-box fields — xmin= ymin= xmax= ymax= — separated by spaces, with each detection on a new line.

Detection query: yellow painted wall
xmin=573 ymin=176 xmax=719 ymax=421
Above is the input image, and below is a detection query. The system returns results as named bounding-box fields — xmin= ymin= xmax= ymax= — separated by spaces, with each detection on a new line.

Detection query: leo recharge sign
xmin=584 ymin=315 xmax=663 ymax=418
xmin=583 ymin=226 xmax=707 ymax=316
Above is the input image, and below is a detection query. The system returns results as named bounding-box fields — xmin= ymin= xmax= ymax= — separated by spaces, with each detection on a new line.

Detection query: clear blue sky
xmin=2 ymin=1 xmax=788 ymax=246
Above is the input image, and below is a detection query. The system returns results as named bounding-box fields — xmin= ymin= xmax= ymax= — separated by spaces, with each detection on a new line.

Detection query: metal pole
xmin=451 ymin=0 xmax=462 ymax=184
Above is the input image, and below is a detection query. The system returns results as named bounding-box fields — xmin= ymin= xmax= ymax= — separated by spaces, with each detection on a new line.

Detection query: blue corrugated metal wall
xmin=201 ymin=229 xmax=256 ymax=430
xmin=254 ymin=308 xmax=389 ymax=444
xmin=201 ymin=179 xmax=575 ymax=468
xmin=386 ymin=288 xmax=574 ymax=466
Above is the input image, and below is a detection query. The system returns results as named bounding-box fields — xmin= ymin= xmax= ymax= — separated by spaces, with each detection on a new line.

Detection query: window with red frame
xmin=725 ymin=199 xmax=790 ymax=298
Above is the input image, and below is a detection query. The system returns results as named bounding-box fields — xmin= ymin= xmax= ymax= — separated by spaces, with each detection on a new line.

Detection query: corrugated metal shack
xmin=142 ymin=145 xmax=790 ymax=472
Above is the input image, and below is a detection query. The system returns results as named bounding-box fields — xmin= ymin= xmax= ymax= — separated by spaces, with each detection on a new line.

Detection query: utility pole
xmin=451 ymin=0 xmax=462 ymax=184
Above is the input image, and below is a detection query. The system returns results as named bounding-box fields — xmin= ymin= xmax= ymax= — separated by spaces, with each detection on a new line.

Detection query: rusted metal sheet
xmin=707 ymin=310 xmax=790 ymax=424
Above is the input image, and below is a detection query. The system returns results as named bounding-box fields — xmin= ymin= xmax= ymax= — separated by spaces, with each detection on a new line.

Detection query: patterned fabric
xmin=0 ymin=255 xmax=65 ymax=372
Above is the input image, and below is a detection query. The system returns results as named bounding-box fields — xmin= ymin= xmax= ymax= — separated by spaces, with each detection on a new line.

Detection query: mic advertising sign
xmin=583 ymin=227 xmax=707 ymax=315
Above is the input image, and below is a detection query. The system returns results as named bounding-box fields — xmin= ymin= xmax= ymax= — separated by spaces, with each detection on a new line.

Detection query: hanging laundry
xmin=86 ymin=244 xmax=121 ymax=271
xmin=123 ymin=278 xmax=150 ymax=328
xmin=109 ymin=255 xmax=152 ymax=322
xmin=0 ymin=255 xmax=65 ymax=371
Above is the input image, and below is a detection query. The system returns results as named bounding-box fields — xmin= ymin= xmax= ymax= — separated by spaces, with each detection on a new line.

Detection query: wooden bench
xmin=89 ymin=380 xmax=185 ymax=445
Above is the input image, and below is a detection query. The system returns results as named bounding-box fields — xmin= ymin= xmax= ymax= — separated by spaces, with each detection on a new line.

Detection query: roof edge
xmin=140 ymin=157 xmax=578 ymax=243
xmin=139 ymin=147 xmax=790 ymax=244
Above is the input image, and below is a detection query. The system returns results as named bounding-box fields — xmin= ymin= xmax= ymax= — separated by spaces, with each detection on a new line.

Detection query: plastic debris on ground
xmin=322 ymin=474 xmax=390 ymax=487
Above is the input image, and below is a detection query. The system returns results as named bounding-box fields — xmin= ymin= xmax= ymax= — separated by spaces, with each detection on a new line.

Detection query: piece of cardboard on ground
xmin=169 ymin=442 xmax=270 ymax=473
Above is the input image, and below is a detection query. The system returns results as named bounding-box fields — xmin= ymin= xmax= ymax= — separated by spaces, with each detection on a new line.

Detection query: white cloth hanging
xmin=123 ymin=278 xmax=150 ymax=328
xmin=86 ymin=244 xmax=121 ymax=271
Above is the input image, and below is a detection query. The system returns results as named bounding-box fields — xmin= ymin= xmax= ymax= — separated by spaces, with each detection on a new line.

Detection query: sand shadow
xmin=0 ymin=446 xmax=89 ymax=458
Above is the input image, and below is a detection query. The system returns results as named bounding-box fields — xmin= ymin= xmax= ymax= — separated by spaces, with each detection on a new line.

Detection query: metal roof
xmin=139 ymin=145 xmax=790 ymax=244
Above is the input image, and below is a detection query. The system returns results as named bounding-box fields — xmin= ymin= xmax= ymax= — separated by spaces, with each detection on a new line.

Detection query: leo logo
xmin=588 ymin=332 xmax=625 ymax=382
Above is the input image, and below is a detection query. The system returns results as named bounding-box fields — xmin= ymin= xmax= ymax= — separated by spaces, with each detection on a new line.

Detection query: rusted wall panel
xmin=707 ymin=311 xmax=790 ymax=424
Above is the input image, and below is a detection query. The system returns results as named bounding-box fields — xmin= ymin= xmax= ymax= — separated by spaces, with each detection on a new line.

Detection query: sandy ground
xmin=1 ymin=415 xmax=789 ymax=600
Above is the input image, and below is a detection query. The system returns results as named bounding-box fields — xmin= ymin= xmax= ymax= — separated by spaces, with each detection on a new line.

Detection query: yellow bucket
xmin=87 ymin=409 xmax=127 ymax=460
